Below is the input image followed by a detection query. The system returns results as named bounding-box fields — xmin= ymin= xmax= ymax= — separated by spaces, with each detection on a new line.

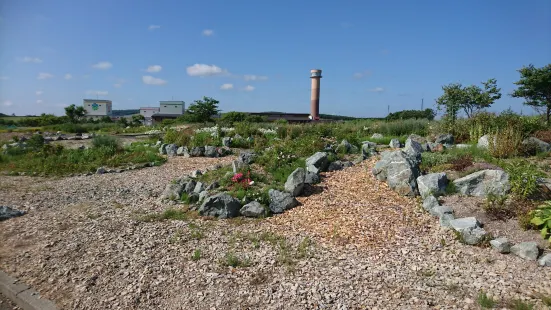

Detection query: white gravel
xmin=0 ymin=157 xmax=550 ymax=310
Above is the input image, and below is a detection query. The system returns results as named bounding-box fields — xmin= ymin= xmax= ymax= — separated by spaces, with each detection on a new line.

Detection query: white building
xmin=159 ymin=101 xmax=185 ymax=115
xmin=83 ymin=99 xmax=112 ymax=119
xmin=140 ymin=107 xmax=160 ymax=125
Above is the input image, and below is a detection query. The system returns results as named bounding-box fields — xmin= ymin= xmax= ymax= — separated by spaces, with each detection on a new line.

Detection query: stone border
xmin=0 ymin=270 xmax=58 ymax=310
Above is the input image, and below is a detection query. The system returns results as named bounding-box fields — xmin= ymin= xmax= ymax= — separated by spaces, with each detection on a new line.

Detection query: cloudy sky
xmin=0 ymin=0 xmax=549 ymax=117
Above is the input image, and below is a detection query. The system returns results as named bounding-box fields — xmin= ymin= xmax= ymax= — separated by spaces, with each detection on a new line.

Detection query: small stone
xmin=538 ymin=253 xmax=551 ymax=267
xmin=511 ymin=242 xmax=540 ymax=261
xmin=489 ymin=237 xmax=512 ymax=254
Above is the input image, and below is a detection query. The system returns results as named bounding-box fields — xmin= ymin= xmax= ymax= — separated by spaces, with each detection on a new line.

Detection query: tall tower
xmin=310 ymin=69 xmax=322 ymax=121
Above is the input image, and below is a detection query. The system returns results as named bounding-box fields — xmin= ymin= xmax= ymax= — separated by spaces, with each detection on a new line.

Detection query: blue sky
xmin=0 ymin=0 xmax=550 ymax=117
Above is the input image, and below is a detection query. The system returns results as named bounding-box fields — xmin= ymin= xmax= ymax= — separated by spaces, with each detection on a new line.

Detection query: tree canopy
xmin=184 ymin=97 xmax=221 ymax=123
xmin=511 ymin=63 xmax=551 ymax=124
xmin=64 ymin=104 xmax=86 ymax=123
xmin=436 ymin=78 xmax=502 ymax=119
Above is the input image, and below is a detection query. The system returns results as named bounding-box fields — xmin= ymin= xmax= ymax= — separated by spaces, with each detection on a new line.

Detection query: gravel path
xmin=0 ymin=293 xmax=20 ymax=310
xmin=1 ymin=157 xmax=550 ymax=310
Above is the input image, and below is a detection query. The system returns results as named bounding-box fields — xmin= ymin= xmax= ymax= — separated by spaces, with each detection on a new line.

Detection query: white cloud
xmin=186 ymin=64 xmax=228 ymax=77
xmin=64 ymin=73 xmax=72 ymax=80
xmin=37 ymin=72 xmax=54 ymax=79
xmin=3 ymin=100 xmax=13 ymax=106
xmin=18 ymin=56 xmax=42 ymax=63
xmin=353 ymin=70 xmax=371 ymax=79
xmin=86 ymin=90 xmax=109 ymax=96
xmin=92 ymin=61 xmax=112 ymax=70
xmin=146 ymin=65 xmax=162 ymax=73
xmin=36 ymin=90 xmax=43 ymax=96
xmin=0 ymin=76 xmax=9 ymax=80
xmin=368 ymin=87 xmax=385 ymax=93
xmin=148 ymin=25 xmax=161 ymax=31
xmin=142 ymin=75 xmax=167 ymax=85
xmin=202 ymin=29 xmax=214 ymax=36
xmin=220 ymin=83 xmax=234 ymax=90
xmin=243 ymin=75 xmax=268 ymax=81
xmin=114 ymin=83 xmax=122 ymax=88
xmin=36 ymin=99 xmax=43 ymax=104
xmin=243 ymin=85 xmax=255 ymax=92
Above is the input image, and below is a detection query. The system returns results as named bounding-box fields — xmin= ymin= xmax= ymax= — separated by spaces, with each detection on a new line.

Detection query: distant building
xmin=83 ymin=99 xmax=112 ymax=120
xmin=140 ymin=107 xmax=160 ymax=126
xmin=152 ymin=101 xmax=185 ymax=123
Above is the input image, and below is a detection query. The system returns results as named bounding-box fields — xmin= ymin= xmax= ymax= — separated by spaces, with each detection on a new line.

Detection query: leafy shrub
xmin=26 ymin=134 xmax=45 ymax=150
xmin=371 ymin=119 xmax=432 ymax=136
xmin=386 ymin=108 xmax=436 ymax=121
xmin=530 ymin=201 xmax=551 ymax=243
xmin=92 ymin=135 xmax=121 ymax=150
xmin=482 ymin=193 xmax=513 ymax=220
xmin=503 ymin=159 xmax=544 ymax=199
xmin=163 ymin=128 xmax=194 ymax=146
xmin=191 ymin=132 xmax=218 ymax=147
xmin=488 ymin=126 xmax=523 ymax=158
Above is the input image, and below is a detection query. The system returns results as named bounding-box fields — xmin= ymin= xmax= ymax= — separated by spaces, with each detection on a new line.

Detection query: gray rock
xmin=190 ymin=170 xmax=202 ymax=178
xmin=159 ymin=143 xmax=167 ymax=155
xmin=268 ymin=189 xmax=299 ymax=214
xmin=372 ymin=150 xmax=420 ymax=196
xmin=190 ymin=146 xmax=205 ymax=157
xmin=199 ymin=193 xmax=241 ymax=219
xmin=511 ymin=242 xmax=540 ymax=261
xmin=284 ymin=168 xmax=306 ymax=196
xmin=217 ymin=146 xmax=231 ymax=157
xmin=176 ymin=146 xmax=190 ymax=157
xmin=422 ymin=195 xmax=440 ymax=213
xmin=165 ymin=144 xmax=178 ymax=156
xmin=522 ymin=137 xmax=551 ymax=153
xmin=306 ymin=152 xmax=329 ymax=173
xmin=205 ymin=181 xmax=219 ymax=191
xmin=335 ymin=139 xmax=358 ymax=154
xmin=160 ymin=183 xmax=183 ymax=201
xmin=96 ymin=167 xmax=106 ymax=174
xmin=490 ymin=237 xmax=512 ymax=254
xmin=361 ymin=143 xmax=378 ymax=159
xmin=538 ymin=253 xmax=551 ymax=267
xmin=453 ymin=169 xmax=510 ymax=197
xmin=198 ymin=190 xmax=210 ymax=203
xmin=240 ymin=201 xmax=267 ymax=218
xmin=238 ymin=151 xmax=256 ymax=164
xmin=222 ymin=137 xmax=232 ymax=147
xmin=362 ymin=141 xmax=377 ymax=149
xmin=371 ymin=133 xmax=384 ymax=139
xmin=183 ymin=180 xmax=197 ymax=194
xmin=307 ymin=164 xmax=320 ymax=175
xmin=0 ymin=206 xmax=26 ymax=221
xmin=404 ymin=138 xmax=424 ymax=156
xmin=328 ymin=161 xmax=343 ymax=172
xmin=305 ymin=171 xmax=320 ymax=184
xmin=460 ymin=227 xmax=488 ymax=245
xmin=389 ymin=139 xmax=401 ymax=148
xmin=417 ymin=172 xmax=448 ymax=199
xmin=477 ymin=135 xmax=494 ymax=149
xmin=449 ymin=217 xmax=481 ymax=232
xmin=430 ymin=205 xmax=454 ymax=218
xmin=193 ymin=182 xmax=206 ymax=194
xmin=232 ymin=160 xmax=247 ymax=173
xmin=408 ymin=134 xmax=427 ymax=144
xmin=435 ymin=133 xmax=454 ymax=145
xmin=439 ymin=213 xmax=455 ymax=228
xmin=204 ymin=145 xmax=218 ymax=157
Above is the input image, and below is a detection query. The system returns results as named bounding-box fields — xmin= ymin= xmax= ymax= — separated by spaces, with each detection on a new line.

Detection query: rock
xmin=199 ymin=193 xmax=241 ymax=219
xmin=417 ymin=173 xmax=448 ymax=199
xmin=205 ymin=181 xmax=219 ymax=191
xmin=404 ymin=138 xmax=424 ymax=156
xmin=389 ymin=139 xmax=401 ymax=148
xmin=193 ymin=182 xmax=206 ymax=194
xmin=305 ymin=171 xmax=320 ymax=184
xmin=155 ymin=141 xmax=162 ymax=147
xmin=198 ymin=190 xmax=210 ymax=203
xmin=284 ymin=167 xmax=306 ymax=196
xmin=159 ymin=144 xmax=167 ymax=155
xmin=96 ymin=167 xmax=106 ymax=174
xmin=430 ymin=205 xmax=454 ymax=218
xmin=538 ymin=253 xmax=551 ymax=267
xmin=422 ymin=195 xmax=439 ymax=213
xmin=522 ymin=137 xmax=551 ymax=153
xmin=238 ymin=151 xmax=256 ymax=164
xmin=361 ymin=143 xmax=378 ymax=159
xmin=268 ymin=189 xmax=299 ymax=214
xmin=176 ymin=146 xmax=190 ymax=157
xmin=429 ymin=143 xmax=445 ymax=153
xmin=306 ymin=152 xmax=329 ymax=173
xmin=190 ymin=146 xmax=205 ymax=157
xmin=336 ymin=139 xmax=358 ymax=154
xmin=160 ymin=183 xmax=183 ymax=201
xmin=449 ymin=217 xmax=481 ymax=232
xmin=165 ymin=144 xmax=178 ymax=156
xmin=0 ymin=206 xmax=26 ymax=221
xmin=435 ymin=134 xmax=454 ymax=145
xmin=232 ymin=160 xmax=247 ymax=173
xmin=477 ymin=135 xmax=494 ymax=149
xmin=217 ymin=146 xmax=231 ymax=157
xmin=490 ymin=237 xmax=512 ymax=254
xmin=511 ymin=242 xmax=540 ymax=261
xmin=371 ymin=133 xmax=384 ymax=139
xmin=190 ymin=170 xmax=202 ymax=178
xmin=183 ymin=180 xmax=197 ymax=194
xmin=240 ymin=201 xmax=267 ymax=218
xmin=372 ymin=150 xmax=420 ymax=196
xmin=204 ymin=146 xmax=218 ymax=158
xmin=222 ymin=137 xmax=232 ymax=147
xmin=460 ymin=227 xmax=488 ymax=245
xmin=453 ymin=170 xmax=510 ymax=197
xmin=408 ymin=134 xmax=427 ymax=144
xmin=439 ymin=213 xmax=455 ymax=228
xmin=455 ymin=144 xmax=471 ymax=149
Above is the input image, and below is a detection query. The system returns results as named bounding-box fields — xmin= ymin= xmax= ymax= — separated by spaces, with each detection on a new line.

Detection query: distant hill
xmin=111 ymin=109 xmax=139 ymax=117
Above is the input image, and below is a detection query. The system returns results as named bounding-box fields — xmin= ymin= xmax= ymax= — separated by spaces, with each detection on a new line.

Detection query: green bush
xmin=529 ymin=201 xmax=551 ymax=243
xmin=370 ymin=119 xmax=432 ymax=136
xmin=503 ymin=159 xmax=545 ymax=199
xmin=92 ymin=135 xmax=121 ymax=150
xmin=386 ymin=108 xmax=436 ymax=121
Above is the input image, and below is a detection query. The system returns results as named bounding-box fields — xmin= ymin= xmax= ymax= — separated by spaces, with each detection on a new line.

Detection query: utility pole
xmin=421 ymin=98 xmax=424 ymax=110
xmin=387 ymin=105 xmax=390 ymax=115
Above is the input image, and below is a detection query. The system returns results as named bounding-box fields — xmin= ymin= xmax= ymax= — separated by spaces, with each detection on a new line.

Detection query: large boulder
xmin=176 ymin=146 xmax=190 ymax=157
xmin=453 ymin=169 xmax=510 ymax=197
xmin=284 ymin=168 xmax=306 ymax=196
xmin=372 ymin=150 xmax=420 ymax=196
xmin=335 ymin=139 xmax=358 ymax=154
xmin=408 ymin=134 xmax=427 ymax=144
xmin=522 ymin=137 xmax=551 ymax=154
xmin=190 ymin=146 xmax=205 ymax=157
xmin=165 ymin=144 xmax=178 ymax=156
xmin=239 ymin=201 xmax=267 ymax=218
xmin=305 ymin=171 xmax=320 ymax=184
xmin=389 ymin=139 xmax=401 ymax=148
xmin=306 ymin=152 xmax=329 ymax=174
xmin=416 ymin=173 xmax=448 ymax=199
xmin=477 ymin=135 xmax=495 ymax=149
xmin=435 ymin=134 xmax=454 ymax=145
xmin=0 ymin=206 xmax=26 ymax=221
xmin=268 ymin=189 xmax=299 ymax=214
xmin=361 ymin=143 xmax=378 ymax=160
xmin=199 ymin=193 xmax=241 ymax=219
xmin=204 ymin=145 xmax=218 ymax=157
xmin=160 ymin=183 xmax=183 ymax=201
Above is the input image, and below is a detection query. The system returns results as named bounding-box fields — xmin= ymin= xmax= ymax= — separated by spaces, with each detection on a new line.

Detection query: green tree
xmin=435 ymin=83 xmax=464 ymax=132
xmin=131 ymin=114 xmax=145 ymax=126
xmin=511 ymin=64 xmax=551 ymax=125
xmin=185 ymin=97 xmax=221 ymax=123
xmin=64 ymin=104 xmax=86 ymax=123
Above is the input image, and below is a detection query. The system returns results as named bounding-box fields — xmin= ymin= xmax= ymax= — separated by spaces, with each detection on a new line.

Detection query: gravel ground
xmin=0 ymin=293 xmax=20 ymax=310
xmin=1 ymin=157 xmax=550 ymax=310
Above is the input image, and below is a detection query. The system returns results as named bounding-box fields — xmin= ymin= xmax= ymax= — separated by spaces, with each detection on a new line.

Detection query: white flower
xmin=249 ymin=181 xmax=255 ymax=185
